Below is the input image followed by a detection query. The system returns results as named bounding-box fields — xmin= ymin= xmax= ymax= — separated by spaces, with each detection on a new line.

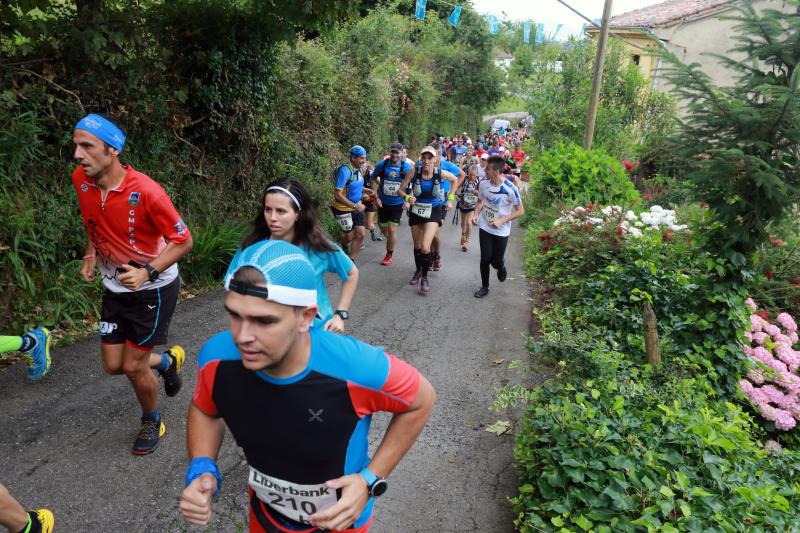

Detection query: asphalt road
xmin=0 ymin=215 xmax=532 ymax=533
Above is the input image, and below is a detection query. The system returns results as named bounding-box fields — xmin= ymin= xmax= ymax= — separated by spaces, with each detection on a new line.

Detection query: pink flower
xmin=744 ymin=331 xmax=754 ymax=342
xmin=745 ymin=298 xmax=757 ymax=311
xmin=790 ymin=332 xmax=799 ymax=344
xmin=752 ymin=332 xmax=768 ymax=345
xmin=774 ymin=333 xmax=792 ymax=345
xmin=747 ymin=368 xmax=766 ymax=384
xmin=777 ymin=312 xmax=798 ymax=332
xmin=750 ymin=314 xmax=765 ymax=332
xmin=765 ymin=324 xmax=781 ymax=338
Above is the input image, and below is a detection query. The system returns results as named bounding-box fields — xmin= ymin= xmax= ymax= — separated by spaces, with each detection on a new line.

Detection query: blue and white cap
xmin=224 ymin=240 xmax=317 ymax=308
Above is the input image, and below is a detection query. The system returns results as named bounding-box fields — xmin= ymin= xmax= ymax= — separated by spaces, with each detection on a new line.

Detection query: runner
xmin=236 ymin=178 xmax=358 ymax=334
xmin=472 ymin=155 xmax=524 ymax=298
xmin=371 ymin=143 xmax=414 ymax=266
xmin=427 ymin=142 xmax=463 ymax=272
xmin=0 ymin=327 xmax=51 ymax=381
xmin=362 ymin=161 xmax=384 ymax=244
xmin=510 ymin=143 xmax=527 ymax=181
xmin=398 ymin=146 xmax=456 ymax=294
xmin=179 ymin=239 xmax=435 ymax=532
xmin=456 ymin=165 xmax=480 ymax=252
xmin=72 ymin=113 xmax=192 ymax=455
xmin=0 ymin=329 xmax=54 ymax=532
xmin=331 ymin=146 xmax=369 ymax=260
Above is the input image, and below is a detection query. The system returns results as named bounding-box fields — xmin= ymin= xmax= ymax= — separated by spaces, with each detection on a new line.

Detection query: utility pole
xmin=583 ymin=0 xmax=613 ymax=150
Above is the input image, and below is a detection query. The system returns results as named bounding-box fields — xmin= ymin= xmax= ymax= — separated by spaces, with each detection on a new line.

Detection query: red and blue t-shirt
xmin=193 ymin=327 xmax=421 ymax=532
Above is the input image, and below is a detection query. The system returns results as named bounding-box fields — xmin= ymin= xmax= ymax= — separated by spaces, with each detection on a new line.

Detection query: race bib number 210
xmin=249 ymin=467 xmax=338 ymax=524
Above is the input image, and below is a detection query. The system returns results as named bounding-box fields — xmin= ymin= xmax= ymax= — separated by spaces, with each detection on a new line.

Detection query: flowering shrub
xmin=739 ymin=299 xmax=800 ymax=431
xmin=553 ymin=204 xmax=688 ymax=239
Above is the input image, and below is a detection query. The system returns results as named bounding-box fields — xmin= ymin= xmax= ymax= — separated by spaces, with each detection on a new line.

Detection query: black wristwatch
xmin=144 ymin=264 xmax=160 ymax=283
xmin=359 ymin=468 xmax=388 ymax=498
xmin=334 ymin=309 xmax=350 ymax=320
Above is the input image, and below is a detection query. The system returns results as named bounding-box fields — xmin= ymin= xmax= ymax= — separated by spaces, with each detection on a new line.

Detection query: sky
xmin=470 ymin=0 xmax=666 ymax=40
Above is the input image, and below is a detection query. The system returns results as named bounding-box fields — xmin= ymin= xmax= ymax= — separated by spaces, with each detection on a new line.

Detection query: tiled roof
xmin=609 ymin=0 xmax=736 ymax=28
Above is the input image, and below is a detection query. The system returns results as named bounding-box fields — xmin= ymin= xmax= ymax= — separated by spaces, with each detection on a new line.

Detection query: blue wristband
xmin=185 ymin=457 xmax=222 ymax=499
xmin=358 ymin=467 xmax=378 ymax=488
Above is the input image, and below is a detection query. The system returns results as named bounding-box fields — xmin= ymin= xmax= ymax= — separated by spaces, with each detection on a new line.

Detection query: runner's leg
xmin=479 ymin=229 xmax=494 ymax=289
xmin=490 ymin=233 xmax=510 ymax=281
xmin=349 ymin=226 xmax=366 ymax=260
xmin=121 ymin=343 xmax=158 ymax=414
xmin=0 ymin=483 xmax=28 ymax=532
xmin=419 ymin=222 xmax=439 ymax=293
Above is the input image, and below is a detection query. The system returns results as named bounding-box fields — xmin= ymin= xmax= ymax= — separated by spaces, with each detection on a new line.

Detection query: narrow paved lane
xmin=0 ymin=215 xmax=530 ymax=532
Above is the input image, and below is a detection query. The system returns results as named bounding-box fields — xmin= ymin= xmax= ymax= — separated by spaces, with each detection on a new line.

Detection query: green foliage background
xmin=0 ymin=0 xmax=502 ymax=332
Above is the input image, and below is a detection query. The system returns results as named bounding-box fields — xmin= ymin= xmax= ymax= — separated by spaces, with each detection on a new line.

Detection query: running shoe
xmin=474 ymin=287 xmax=489 ymax=298
xmin=432 ymin=256 xmax=441 ymax=271
xmin=30 ymin=509 xmax=54 ymax=533
xmin=461 ymin=243 xmax=468 ymax=252
xmin=420 ymin=277 xmax=431 ymax=294
xmin=360 ymin=242 xmax=366 ymax=250
xmin=132 ymin=418 xmax=166 ymax=455
xmin=370 ymin=227 xmax=378 ymax=241
xmin=24 ymin=327 xmax=51 ymax=381
xmin=497 ymin=265 xmax=507 ymax=282
xmin=381 ymin=253 xmax=393 ymax=266
xmin=375 ymin=230 xmax=385 ymax=242
xmin=159 ymin=345 xmax=185 ymax=397
xmin=409 ymin=270 xmax=422 ymax=285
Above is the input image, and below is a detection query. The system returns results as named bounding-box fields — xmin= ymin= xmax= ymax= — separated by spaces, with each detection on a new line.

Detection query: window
xmin=632 ymin=54 xmax=641 ymax=65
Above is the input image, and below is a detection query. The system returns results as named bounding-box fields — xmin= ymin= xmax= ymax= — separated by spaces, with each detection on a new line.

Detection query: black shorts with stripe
xmin=99 ymin=277 xmax=180 ymax=349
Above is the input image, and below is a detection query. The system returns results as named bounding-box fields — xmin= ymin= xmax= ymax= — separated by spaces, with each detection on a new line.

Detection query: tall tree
xmin=662 ymin=0 xmax=800 ymax=268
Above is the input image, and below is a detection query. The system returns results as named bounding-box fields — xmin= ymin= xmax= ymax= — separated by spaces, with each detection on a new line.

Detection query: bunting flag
xmin=552 ymin=23 xmax=563 ymax=40
xmin=523 ymin=22 xmax=531 ymax=43
xmin=448 ymin=6 xmax=462 ymax=27
xmin=535 ymin=23 xmax=545 ymax=43
xmin=488 ymin=14 xmax=499 ymax=35
xmin=415 ymin=0 xmax=427 ymax=20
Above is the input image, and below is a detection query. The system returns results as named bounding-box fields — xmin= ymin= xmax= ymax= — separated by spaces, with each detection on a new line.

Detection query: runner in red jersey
xmin=72 ymin=113 xmax=193 ymax=455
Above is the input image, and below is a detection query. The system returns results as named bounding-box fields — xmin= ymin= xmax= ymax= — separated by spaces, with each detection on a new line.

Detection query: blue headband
xmin=75 ymin=114 xmax=126 ymax=152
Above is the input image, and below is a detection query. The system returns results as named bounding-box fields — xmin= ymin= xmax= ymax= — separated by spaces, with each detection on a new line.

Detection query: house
xmin=586 ymin=0 xmax=795 ymax=91
xmin=494 ymin=49 xmax=513 ymax=71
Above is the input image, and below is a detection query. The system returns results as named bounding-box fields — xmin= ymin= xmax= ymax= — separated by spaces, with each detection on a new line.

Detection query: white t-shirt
xmin=477 ymin=178 xmax=521 ymax=237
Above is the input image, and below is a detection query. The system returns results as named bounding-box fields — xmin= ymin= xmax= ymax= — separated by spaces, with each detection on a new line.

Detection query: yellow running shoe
xmin=160 ymin=345 xmax=185 ymax=397
xmin=32 ymin=508 xmax=55 ymax=533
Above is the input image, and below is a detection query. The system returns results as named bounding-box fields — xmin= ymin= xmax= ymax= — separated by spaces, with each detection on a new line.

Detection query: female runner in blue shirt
xmin=235 ymin=178 xmax=359 ymax=333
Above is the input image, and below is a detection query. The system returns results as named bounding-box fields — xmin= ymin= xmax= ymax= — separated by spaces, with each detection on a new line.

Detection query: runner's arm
xmin=309 ymin=375 xmax=436 ymax=531
xmin=397 ymin=167 xmax=416 ymax=203
xmin=442 ymin=170 xmax=457 ymax=209
xmin=333 ymin=188 xmax=358 ymax=209
xmin=499 ymin=201 xmax=525 ymax=226
xmin=180 ymin=403 xmax=225 ymax=526
xmin=117 ymin=237 xmax=194 ymax=291
xmin=80 ymin=239 xmax=97 ymax=282
xmin=325 ymin=265 xmax=359 ymax=334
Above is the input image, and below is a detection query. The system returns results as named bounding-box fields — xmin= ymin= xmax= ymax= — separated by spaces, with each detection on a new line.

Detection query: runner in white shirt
xmin=472 ymin=155 xmax=524 ymax=298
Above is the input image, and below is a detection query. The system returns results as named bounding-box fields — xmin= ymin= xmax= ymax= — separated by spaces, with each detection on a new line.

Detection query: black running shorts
xmin=408 ymin=205 xmax=443 ymax=227
xmin=99 ymin=277 xmax=180 ymax=349
xmin=378 ymin=204 xmax=404 ymax=225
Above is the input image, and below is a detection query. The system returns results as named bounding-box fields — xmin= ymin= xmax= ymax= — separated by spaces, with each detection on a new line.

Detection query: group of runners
xmin=1 ymin=114 xmax=526 ymax=533
xmin=330 ymin=130 xmax=526 ymax=297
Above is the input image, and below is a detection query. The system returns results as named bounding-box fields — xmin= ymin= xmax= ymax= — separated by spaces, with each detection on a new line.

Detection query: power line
xmin=552 ymin=0 xmax=654 ymax=52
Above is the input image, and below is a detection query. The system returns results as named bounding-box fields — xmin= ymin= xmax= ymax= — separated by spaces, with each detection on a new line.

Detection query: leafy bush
xmin=531 ymin=143 xmax=640 ymax=206
xmin=514 ymin=369 xmax=800 ymax=532
xmin=180 ymin=222 xmax=246 ymax=287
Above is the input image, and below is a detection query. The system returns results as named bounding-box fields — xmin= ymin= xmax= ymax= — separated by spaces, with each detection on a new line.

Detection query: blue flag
xmin=535 ymin=23 xmax=544 ymax=43
xmin=415 ymin=0 xmax=427 ymax=20
xmin=448 ymin=6 xmax=462 ymax=27
xmin=488 ymin=15 xmax=499 ymax=35
xmin=552 ymin=23 xmax=563 ymax=40
xmin=523 ymin=22 xmax=531 ymax=43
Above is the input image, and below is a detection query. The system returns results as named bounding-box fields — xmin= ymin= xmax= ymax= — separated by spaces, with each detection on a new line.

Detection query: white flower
xmin=625 ymin=210 xmax=637 ymax=221
xmin=628 ymin=228 xmax=643 ymax=238
xmin=634 ymin=220 xmax=644 ymax=227
xmin=587 ymin=217 xmax=604 ymax=225
xmin=650 ymin=205 xmax=664 ymax=213
xmin=574 ymin=206 xmax=587 ymax=214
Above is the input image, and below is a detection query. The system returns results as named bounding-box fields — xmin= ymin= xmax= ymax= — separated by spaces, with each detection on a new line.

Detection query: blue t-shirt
xmin=334 ymin=165 xmax=365 ymax=206
xmin=226 ymin=241 xmax=354 ymax=327
xmin=412 ymin=171 xmax=443 ymax=207
xmin=372 ymin=159 xmax=413 ymax=207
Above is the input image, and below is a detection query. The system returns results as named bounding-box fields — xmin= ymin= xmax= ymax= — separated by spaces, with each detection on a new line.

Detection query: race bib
xmin=249 ymin=467 xmax=338 ymax=525
xmin=411 ymin=202 xmax=433 ymax=219
xmin=463 ymin=192 xmax=477 ymax=206
xmin=483 ymin=205 xmax=500 ymax=223
xmin=383 ymin=181 xmax=401 ymax=197
xmin=335 ymin=212 xmax=353 ymax=232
